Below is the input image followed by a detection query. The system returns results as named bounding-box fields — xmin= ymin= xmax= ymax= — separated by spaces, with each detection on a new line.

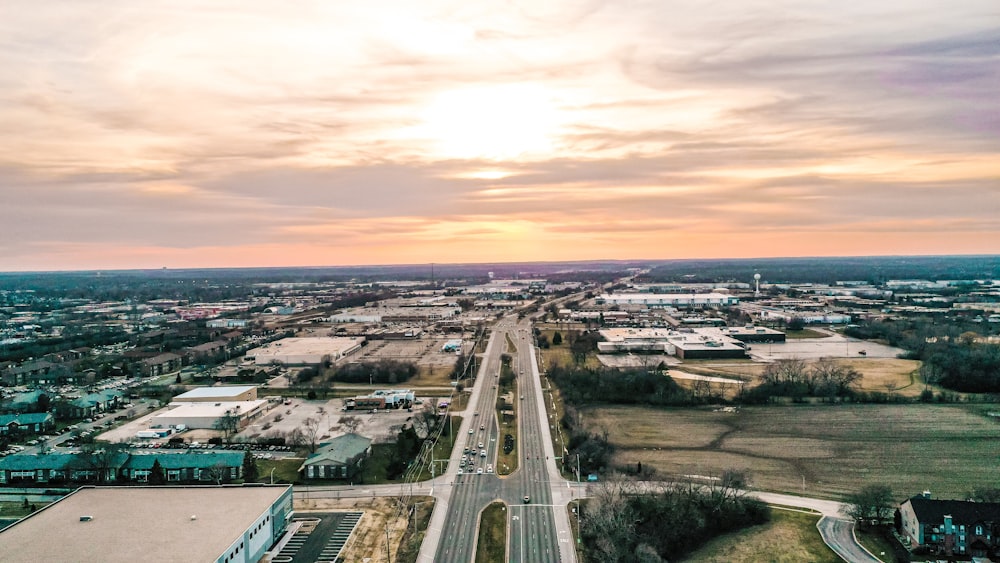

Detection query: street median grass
xmin=496 ymin=380 xmax=518 ymax=475
xmin=679 ymin=507 xmax=840 ymax=563
xmin=475 ymin=502 xmax=508 ymax=563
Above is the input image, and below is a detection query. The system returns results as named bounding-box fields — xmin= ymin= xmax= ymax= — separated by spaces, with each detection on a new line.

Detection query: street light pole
xmin=270 ymin=467 xmax=275 ymax=485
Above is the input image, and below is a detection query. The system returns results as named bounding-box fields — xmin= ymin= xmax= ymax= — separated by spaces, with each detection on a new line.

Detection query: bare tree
xmin=302 ymin=417 xmax=321 ymax=453
xmin=339 ymin=416 xmax=362 ymax=434
xmin=213 ymin=411 xmax=241 ymax=443
xmin=204 ymin=461 xmax=231 ymax=485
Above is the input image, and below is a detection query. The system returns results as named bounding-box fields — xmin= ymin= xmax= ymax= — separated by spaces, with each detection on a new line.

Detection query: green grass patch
xmin=784 ymin=328 xmax=828 ymax=339
xmin=0 ymin=500 xmax=49 ymax=519
xmin=475 ymin=502 xmax=508 ymax=563
xmin=395 ymin=497 xmax=436 ymax=563
xmin=680 ymin=507 xmax=840 ymax=563
xmin=856 ymin=527 xmax=896 ymax=562
xmin=254 ymin=457 xmax=304 ymax=484
xmin=416 ymin=416 xmax=462 ymax=480
xmin=496 ymin=380 xmax=518 ymax=475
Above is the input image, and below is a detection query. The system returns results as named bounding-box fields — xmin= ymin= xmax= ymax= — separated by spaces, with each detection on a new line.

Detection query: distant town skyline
xmin=2 ymin=1 xmax=998 ymax=271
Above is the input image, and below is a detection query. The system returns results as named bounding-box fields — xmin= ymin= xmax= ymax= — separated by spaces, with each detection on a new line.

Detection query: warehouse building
xmin=598 ymin=293 xmax=739 ymax=308
xmin=153 ymin=400 xmax=268 ymax=430
xmin=174 ymin=385 xmax=258 ymax=403
xmin=598 ymin=328 xmax=749 ymax=359
xmin=245 ymin=336 xmax=364 ymax=366
xmin=0 ymin=485 xmax=293 ymax=563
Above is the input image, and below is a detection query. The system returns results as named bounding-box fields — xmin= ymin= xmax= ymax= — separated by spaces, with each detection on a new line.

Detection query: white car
xmin=469 ymin=429 xmax=474 ymax=434
xmin=477 ymin=468 xmax=484 ymax=474
xmin=478 ymin=442 xmax=484 ymax=448
xmin=487 ymin=465 xmax=494 ymax=473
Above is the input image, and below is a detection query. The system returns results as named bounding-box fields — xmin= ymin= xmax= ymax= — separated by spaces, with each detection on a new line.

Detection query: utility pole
xmin=385 ymin=525 xmax=391 ymax=562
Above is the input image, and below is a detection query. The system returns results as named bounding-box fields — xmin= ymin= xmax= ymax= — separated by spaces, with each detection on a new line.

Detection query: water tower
xmin=753 ymin=273 xmax=761 ymax=297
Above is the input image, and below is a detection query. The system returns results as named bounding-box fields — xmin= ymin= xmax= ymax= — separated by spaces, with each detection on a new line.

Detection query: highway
xmin=296 ymin=312 xmax=877 ymax=563
xmin=421 ymin=317 xmax=572 ymax=563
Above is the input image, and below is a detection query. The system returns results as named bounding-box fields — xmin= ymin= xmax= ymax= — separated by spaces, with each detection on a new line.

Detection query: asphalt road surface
xmin=432 ymin=318 xmax=567 ymax=563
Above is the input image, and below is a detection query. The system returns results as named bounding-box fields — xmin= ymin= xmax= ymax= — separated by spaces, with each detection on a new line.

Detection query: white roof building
xmin=245 ymin=337 xmax=364 ymax=365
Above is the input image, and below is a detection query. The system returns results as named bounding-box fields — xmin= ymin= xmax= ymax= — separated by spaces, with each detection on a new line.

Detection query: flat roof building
xmin=0 ymin=485 xmax=293 ymax=563
xmin=154 ymin=400 xmax=268 ymax=430
xmin=598 ymin=293 xmax=739 ymax=308
xmin=245 ymin=336 xmax=364 ymax=366
xmin=174 ymin=385 xmax=258 ymax=402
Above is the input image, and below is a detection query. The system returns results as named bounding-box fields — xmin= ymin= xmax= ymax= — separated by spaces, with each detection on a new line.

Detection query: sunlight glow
xmin=415 ymin=84 xmax=561 ymax=160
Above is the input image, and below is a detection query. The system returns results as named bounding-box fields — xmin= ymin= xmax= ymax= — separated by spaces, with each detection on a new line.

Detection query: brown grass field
xmin=679 ymin=508 xmax=841 ymax=563
xmin=586 ymin=404 xmax=1000 ymax=499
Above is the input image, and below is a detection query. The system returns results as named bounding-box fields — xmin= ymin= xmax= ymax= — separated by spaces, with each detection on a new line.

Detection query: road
xmin=294 ymin=314 xmax=879 ymax=563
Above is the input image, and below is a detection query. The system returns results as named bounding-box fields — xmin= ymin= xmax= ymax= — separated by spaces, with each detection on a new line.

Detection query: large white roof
xmin=0 ymin=486 xmax=290 ymax=562
xmin=175 ymin=385 xmax=256 ymax=399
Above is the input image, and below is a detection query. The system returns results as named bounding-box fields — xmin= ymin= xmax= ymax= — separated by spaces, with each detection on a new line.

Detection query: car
xmin=480 ymin=450 xmax=486 ymax=457
xmin=523 ymin=495 xmax=530 ymax=504
xmin=479 ymin=425 xmax=484 ymax=431
xmin=520 ymin=395 xmax=524 ymax=400
xmin=487 ymin=465 xmax=494 ymax=473
xmin=478 ymin=442 xmax=484 ymax=448
xmin=477 ymin=468 xmax=484 ymax=474
xmin=468 ymin=429 xmax=474 ymax=434
xmin=474 ymin=411 xmax=479 ymax=416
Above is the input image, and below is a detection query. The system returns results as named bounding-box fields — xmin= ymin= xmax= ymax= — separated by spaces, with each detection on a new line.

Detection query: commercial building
xmin=597 ymin=328 xmax=749 ymax=359
xmin=174 ymin=385 xmax=258 ymax=403
xmin=598 ymin=293 xmax=739 ymax=308
xmin=300 ymin=433 xmax=373 ymax=480
xmin=0 ymin=485 xmax=293 ymax=563
xmin=245 ymin=337 xmax=364 ymax=366
xmin=153 ymin=400 xmax=268 ymax=430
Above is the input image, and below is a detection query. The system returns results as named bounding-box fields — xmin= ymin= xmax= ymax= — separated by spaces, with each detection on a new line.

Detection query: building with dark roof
xmin=0 ymin=450 xmax=245 ymax=486
xmin=0 ymin=412 xmax=54 ymax=434
xmin=299 ymin=433 xmax=372 ymax=480
xmin=900 ymin=492 xmax=1000 ymax=558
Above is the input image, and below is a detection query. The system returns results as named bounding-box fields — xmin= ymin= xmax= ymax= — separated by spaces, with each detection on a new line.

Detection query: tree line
xmin=581 ymin=475 xmax=770 ymax=562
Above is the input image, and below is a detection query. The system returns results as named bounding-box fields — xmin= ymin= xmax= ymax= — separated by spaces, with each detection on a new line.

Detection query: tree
xmin=847 ymin=484 xmax=894 ymax=526
xmin=213 ymin=411 xmax=240 ymax=442
xmin=148 ymin=459 xmax=166 ymax=485
xmin=242 ymin=449 xmax=258 ymax=482
xmin=339 ymin=416 xmax=362 ymax=434
xmin=302 ymin=417 xmax=321 ymax=453
xmin=204 ymin=462 xmax=230 ymax=485
xmin=552 ymin=332 xmax=563 ymax=346
xmin=788 ymin=317 xmax=806 ymax=331
xmin=35 ymin=393 xmax=51 ymax=413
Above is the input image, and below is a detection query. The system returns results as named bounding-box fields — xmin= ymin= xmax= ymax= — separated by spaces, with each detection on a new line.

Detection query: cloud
xmin=0 ymin=1 xmax=997 ymax=270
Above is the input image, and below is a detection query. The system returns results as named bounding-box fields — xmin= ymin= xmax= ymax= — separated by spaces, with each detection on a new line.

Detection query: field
xmin=679 ymin=508 xmax=840 ymax=563
xmin=672 ymin=358 xmax=926 ymax=399
xmin=475 ymin=502 xmax=508 ymax=563
xmin=296 ymin=496 xmax=433 ymax=563
xmin=584 ymin=404 xmax=1000 ymax=499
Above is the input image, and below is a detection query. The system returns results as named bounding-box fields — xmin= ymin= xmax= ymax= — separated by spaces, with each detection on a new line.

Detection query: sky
xmin=1 ymin=1 xmax=998 ymax=271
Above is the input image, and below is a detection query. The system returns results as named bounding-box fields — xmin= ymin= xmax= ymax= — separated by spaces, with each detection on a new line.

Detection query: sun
xmin=417 ymin=84 xmax=560 ymax=160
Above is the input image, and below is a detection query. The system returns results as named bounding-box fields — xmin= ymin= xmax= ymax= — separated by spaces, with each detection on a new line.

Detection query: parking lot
xmin=240 ymin=397 xmax=439 ymax=445
xmin=748 ymin=333 xmax=903 ymax=361
xmin=359 ymin=337 xmax=466 ymax=379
